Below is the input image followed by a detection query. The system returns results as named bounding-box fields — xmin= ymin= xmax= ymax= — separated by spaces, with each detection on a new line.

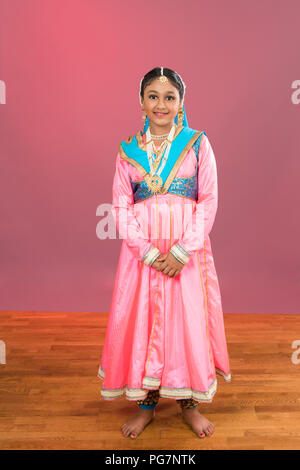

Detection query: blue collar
xmin=119 ymin=126 xmax=204 ymax=191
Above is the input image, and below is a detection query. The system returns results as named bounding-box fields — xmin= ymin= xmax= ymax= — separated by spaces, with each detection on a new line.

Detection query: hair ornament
xmin=159 ymin=66 xmax=169 ymax=84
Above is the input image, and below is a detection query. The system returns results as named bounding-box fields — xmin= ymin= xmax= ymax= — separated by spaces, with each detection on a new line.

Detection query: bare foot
xmin=182 ymin=407 xmax=214 ymax=438
xmin=121 ymin=408 xmax=155 ymax=439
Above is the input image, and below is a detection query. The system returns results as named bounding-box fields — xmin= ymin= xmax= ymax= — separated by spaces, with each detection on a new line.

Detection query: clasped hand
xmin=151 ymin=251 xmax=184 ymax=278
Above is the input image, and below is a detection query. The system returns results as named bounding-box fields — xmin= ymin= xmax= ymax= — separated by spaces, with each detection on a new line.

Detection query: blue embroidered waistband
xmin=130 ymin=171 xmax=198 ymax=203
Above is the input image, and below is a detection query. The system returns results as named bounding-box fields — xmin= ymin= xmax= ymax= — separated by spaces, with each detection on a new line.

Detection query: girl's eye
xmin=149 ymin=95 xmax=174 ymax=100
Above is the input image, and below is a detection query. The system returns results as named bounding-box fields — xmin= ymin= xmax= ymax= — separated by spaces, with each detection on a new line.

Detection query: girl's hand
xmin=151 ymin=253 xmax=167 ymax=272
xmin=152 ymin=252 xmax=184 ymax=278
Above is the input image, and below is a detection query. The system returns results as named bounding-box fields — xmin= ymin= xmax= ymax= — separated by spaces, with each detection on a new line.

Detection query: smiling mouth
xmin=154 ymin=112 xmax=168 ymax=116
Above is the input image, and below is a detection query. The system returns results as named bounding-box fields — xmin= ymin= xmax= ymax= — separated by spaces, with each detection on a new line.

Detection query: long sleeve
xmin=112 ymin=152 xmax=161 ymax=265
xmin=169 ymin=134 xmax=218 ymax=264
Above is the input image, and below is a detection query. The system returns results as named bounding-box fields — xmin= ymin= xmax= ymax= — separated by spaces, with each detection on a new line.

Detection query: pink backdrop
xmin=0 ymin=0 xmax=299 ymax=313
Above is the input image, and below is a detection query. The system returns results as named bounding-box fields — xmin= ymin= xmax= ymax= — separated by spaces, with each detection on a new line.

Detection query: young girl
xmin=97 ymin=67 xmax=231 ymax=439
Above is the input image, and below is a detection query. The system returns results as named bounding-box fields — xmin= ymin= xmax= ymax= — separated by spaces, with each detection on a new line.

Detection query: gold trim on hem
xmin=97 ymin=364 xmax=231 ymax=403
xmin=215 ymin=367 xmax=232 ymax=382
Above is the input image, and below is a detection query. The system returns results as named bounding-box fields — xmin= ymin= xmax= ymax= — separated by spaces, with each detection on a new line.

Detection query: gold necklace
xmin=150 ymin=132 xmax=170 ymax=140
xmin=144 ymin=124 xmax=176 ymax=194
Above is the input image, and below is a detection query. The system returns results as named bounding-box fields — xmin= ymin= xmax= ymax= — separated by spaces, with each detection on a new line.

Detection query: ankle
xmin=182 ymin=406 xmax=198 ymax=413
xmin=137 ymin=407 xmax=155 ymax=414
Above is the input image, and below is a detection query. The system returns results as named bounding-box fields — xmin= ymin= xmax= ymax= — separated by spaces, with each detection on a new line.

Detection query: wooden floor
xmin=0 ymin=311 xmax=300 ymax=450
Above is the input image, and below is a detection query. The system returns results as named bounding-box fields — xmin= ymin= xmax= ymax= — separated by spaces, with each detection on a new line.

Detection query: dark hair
xmin=140 ymin=67 xmax=185 ymax=102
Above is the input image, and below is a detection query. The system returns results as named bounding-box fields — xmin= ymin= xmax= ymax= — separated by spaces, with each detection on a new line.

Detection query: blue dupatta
xmin=118 ymin=103 xmax=206 ymax=197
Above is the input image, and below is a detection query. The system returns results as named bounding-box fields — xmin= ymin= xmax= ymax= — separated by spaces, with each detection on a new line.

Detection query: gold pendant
xmin=159 ymin=75 xmax=168 ymax=84
xmin=144 ymin=174 xmax=163 ymax=194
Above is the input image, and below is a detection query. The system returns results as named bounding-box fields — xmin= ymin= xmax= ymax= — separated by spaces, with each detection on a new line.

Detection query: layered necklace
xmin=144 ymin=123 xmax=176 ymax=194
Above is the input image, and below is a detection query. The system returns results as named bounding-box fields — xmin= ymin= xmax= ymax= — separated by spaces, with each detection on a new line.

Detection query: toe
xmin=207 ymin=425 xmax=214 ymax=436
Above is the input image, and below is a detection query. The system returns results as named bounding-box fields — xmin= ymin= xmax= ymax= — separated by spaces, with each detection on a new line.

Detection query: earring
xmin=177 ymin=107 xmax=184 ymax=126
xmin=142 ymin=110 xmax=147 ymax=122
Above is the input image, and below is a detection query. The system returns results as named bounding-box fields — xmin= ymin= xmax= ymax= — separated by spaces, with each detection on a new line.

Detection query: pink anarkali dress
xmin=97 ymin=127 xmax=231 ymax=404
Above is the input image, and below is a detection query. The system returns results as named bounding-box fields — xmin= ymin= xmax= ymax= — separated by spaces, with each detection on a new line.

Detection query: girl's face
xmin=141 ymin=78 xmax=182 ymax=129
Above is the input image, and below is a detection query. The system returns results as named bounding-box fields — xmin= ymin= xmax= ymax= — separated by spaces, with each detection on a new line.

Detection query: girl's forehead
xmin=144 ymin=79 xmax=179 ymax=94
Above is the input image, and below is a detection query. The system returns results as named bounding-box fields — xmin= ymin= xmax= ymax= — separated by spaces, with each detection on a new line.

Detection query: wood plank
xmin=0 ymin=311 xmax=300 ymax=450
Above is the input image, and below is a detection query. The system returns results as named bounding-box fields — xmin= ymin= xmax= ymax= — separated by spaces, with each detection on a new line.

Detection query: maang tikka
xmin=159 ymin=66 xmax=168 ymax=84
